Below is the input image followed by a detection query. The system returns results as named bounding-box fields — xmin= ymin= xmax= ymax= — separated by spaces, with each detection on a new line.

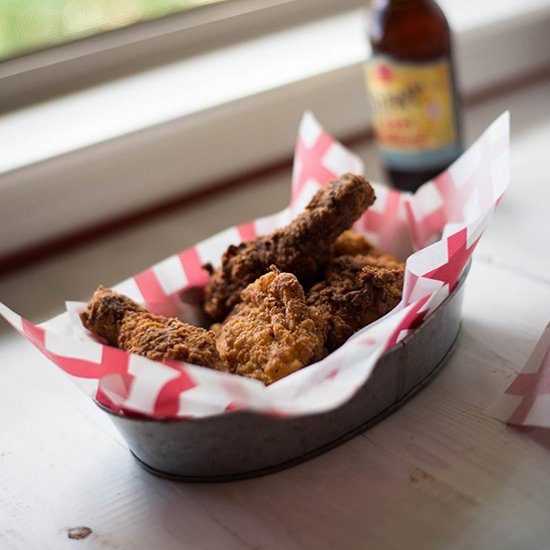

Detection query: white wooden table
xmin=1 ymin=76 xmax=550 ymax=550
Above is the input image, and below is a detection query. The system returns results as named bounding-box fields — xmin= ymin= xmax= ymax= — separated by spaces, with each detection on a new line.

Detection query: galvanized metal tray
xmin=98 ymin=266 xmax=468 ymax=482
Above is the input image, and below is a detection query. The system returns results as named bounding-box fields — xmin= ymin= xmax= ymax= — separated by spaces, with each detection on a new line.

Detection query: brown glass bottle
xmin=366 ymin=0 xmax=463 ymax=191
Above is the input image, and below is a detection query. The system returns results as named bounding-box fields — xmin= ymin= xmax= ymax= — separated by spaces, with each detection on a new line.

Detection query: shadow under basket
xmin=97 ymin=264 xmax=469 ymax=482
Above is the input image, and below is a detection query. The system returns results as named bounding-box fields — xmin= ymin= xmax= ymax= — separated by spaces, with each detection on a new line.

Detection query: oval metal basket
xmin=98 ymin=265 xmax=468 ymax=482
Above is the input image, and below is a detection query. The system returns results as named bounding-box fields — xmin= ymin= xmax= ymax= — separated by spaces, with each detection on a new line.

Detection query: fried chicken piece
xmin=307 ymin=255 xmax=404 ymax=352
xmin=204 ymin=174 xmax=376 ymax=321
xmin=216 ymin=268 xmax=326 ymax=385
xmin=331 ymin=230 xmax=404 ymax=267
xmin=80 ymin=286 xmax=226 ymax=371
xmin=331 ymin=230 xmax=381 ymax=257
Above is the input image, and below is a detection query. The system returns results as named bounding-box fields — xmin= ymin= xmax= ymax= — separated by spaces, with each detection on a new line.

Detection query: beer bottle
xmin=365 ymin=0 xmax=463 ymax=191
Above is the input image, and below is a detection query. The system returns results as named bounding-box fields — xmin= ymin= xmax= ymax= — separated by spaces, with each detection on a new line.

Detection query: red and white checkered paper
xmin=0 ymin=111 xmax=510 ymax=419
xmin=487 ymin=323 xmax=550 ymax=428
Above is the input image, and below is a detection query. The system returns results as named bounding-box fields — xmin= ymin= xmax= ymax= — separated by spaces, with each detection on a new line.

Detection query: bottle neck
xmin=370 ymin=0 xmax=450 ymax=59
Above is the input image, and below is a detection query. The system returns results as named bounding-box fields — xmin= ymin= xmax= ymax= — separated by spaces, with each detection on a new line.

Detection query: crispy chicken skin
xmin=216 ymin=268 xmax=327 ymax=385
xmin=331 ymin=230 xmax=404 ymax=267
xmin=80 ymin=286 xmax=226 ymax=370
xmin=331 ymin=230 xmax=381 ymax=257
xmin=203 ymin=174 xmax=376 ymax=321
xmin=307 ymin=256 xmax=404 ymax=352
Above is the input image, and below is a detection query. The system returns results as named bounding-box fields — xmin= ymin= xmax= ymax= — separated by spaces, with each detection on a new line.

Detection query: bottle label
xmin=365 ymin=55 xmax=461 ymax=171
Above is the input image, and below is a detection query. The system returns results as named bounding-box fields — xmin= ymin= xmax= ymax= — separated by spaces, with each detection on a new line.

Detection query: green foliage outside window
xmin=0 ymin=0 xmax=222 ymax=60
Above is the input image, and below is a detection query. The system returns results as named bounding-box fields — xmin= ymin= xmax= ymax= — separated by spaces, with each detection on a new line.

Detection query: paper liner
xmin=487 ymin=323 xmax=550 ymax=428
xmin=0 ymin=111 xmax=510 ymax=419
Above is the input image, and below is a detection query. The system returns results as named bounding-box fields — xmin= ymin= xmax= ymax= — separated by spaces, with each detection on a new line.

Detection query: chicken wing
xmin=216 ymin=268 xmax=326 ymax=385
xmin=307 ymin=255 xmax=404 ymax=352
xmin=80 ymin=286 xmax=226 ymax=371
xmin=204 ymin=173 xmax=376 ymax=321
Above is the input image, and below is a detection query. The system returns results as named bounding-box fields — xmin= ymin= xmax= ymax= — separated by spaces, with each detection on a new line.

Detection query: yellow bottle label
xmin=365 ymin=56 xmax=461 ymax=170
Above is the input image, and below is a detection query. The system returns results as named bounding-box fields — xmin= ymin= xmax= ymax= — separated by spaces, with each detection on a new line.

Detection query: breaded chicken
xmin=204 ymin=174 xmax=376 ymax=321
xmin=80 ymin=286 xmax=226 ymax=370
xmin=331 ymin=230 xmax=381 ymax=257
xmin=331 ymin=230 xmax=404 ymax=267
xmin=307 ymin=255 xmax=404 ymax=352
xmin=216 ymin=268 xmax=326 ymax=385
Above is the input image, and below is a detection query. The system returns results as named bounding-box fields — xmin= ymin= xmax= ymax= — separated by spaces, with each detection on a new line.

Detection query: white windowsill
xmin=1 ymin=0 xmax=550 ymax=258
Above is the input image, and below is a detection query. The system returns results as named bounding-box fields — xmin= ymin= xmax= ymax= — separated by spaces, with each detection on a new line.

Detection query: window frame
xmin=0 ymin=0 xmax=368 ymax=112
xmin=1 ymin=0 xmax=550 ymax=262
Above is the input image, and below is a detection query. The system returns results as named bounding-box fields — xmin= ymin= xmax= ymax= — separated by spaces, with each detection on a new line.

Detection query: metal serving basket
xmin=98 ymin=265 xmax=469 ymax=482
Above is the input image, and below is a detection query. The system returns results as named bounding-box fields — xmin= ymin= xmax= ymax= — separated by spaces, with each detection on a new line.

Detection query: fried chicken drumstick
xmin=307 ymin=255 xmax=404 ymax=352
xmin=204 ymin=173 xmax=376 ymax=321
xmin=80 ymin=286 xmax=226 ymax=370
xmin=216 ymin=268 xmax=326 ymax=385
